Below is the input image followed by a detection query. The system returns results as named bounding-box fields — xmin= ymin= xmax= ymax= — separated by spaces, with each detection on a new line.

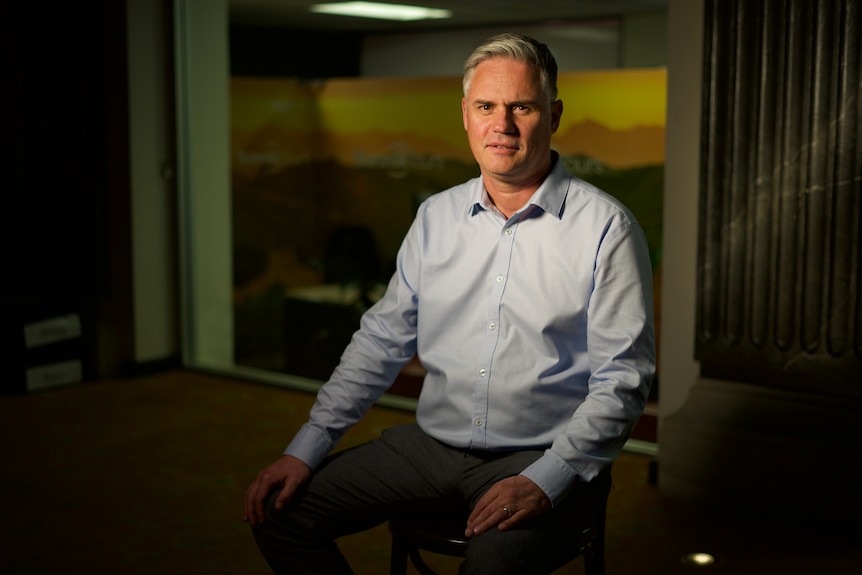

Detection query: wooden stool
xmin=388 ymin=508 xmax=606 ymax=575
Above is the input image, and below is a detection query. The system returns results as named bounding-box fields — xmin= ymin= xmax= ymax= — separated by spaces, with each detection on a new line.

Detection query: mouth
xmin=487 ymin=142 xmax=518 ymax=151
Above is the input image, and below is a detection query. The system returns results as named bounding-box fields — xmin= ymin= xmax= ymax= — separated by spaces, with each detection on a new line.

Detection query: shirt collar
xmin=467 ymin=152 xmax=568 ymax=220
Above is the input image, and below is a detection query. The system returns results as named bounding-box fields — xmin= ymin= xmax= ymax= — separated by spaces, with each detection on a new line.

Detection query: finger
xmin=274 ymin=479 xmax=299 ymax=511
xmin=481 ymin=507 xmax=514 ymax=535
xmin=466 ymin=501 xmax=486 ymax=527
xmin=243 ymin=484 xmax=256 ymax=523
xmin=467 ymin=504 xmax=511 ymax=537
xmin=465 ymin=495 xmax=494 ymax=535
xmin=249 ymin=473 xmax=280 ymax=526
xmin=467 ymin=485 xmax=499 ymax=524
xmin=243 ymin=481 xmax=256 ymax=523
xmin=497 ymin=506 xmax=522 ymax=531
xmin=248 ymin=482 xmax=267 ymax=527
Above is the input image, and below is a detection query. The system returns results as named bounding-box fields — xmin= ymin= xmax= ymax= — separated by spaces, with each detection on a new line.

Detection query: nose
xmin=493 ymin=107 xmax=516 ymax=134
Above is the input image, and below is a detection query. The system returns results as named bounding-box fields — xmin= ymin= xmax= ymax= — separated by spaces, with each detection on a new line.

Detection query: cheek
xmin=466 ymin=130 xmax=484 ymax=152
xmin=465 ymin=117 xmax=484 ymax=139
xmin=525 ymin=122 xmax=550 ymax=143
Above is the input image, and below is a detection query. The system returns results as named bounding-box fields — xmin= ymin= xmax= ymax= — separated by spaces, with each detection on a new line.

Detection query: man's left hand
xmin=465 ymin=475 xmax=551 ymax=537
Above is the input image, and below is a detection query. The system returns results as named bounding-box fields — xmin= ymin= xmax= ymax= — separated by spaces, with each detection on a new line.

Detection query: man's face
xmin=461 ymin=57 xmax=562 ymax=188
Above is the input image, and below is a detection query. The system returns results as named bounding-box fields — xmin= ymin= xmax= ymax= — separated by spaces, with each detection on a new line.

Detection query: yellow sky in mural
xmin=232 ymin=78 xmax=321 ymax=133
xmin=315 ymin=69 xmax=665 ymax=146
xmin=318 ymin=77 xmax=464 ymax=138
xmin=557 ymin=69 xmax=666 ymax=131
xmin=232 ymin=69 xmax=666 ymax=167
xmin=233 ymin=70 xmax=665 ymax=134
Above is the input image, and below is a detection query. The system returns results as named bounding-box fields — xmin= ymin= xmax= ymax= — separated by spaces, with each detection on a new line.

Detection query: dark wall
xmin=229 ymin=26 xmax=362 ymax=78
xmin=3 ymin=0 xmax=132 ymax=389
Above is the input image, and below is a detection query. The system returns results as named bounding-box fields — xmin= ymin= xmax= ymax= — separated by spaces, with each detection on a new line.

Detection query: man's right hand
xmin=244 ymin=454 xmax=312 ymax=527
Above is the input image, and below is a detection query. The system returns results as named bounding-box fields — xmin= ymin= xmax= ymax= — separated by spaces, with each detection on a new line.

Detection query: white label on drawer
xmin=23 ymin=314 xmax=82 ymax=348
xmin=26 ymin=360 xmax=83 ymax=391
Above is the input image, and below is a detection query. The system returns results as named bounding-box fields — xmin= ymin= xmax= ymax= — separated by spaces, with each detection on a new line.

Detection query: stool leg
xmin=390 ymin=534 xmax=409 ymax=575
xmin=409 ymin=547 xmax=442 ymax=575
xmin=590 ymin=536 xmax=606 ymax=575
xmin=583 ymin=507 xmax=607 ymax=575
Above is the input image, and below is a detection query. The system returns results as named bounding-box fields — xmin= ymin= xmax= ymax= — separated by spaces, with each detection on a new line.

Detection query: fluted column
xmin=696 ymin=0 xmax=861 ymax=396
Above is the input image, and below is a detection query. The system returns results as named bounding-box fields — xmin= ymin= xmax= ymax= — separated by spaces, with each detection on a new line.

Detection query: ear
xmin=550 ymin=99 xmax=563 ymax=134
xmin=462 ymin=97 xmax=469 ymax=131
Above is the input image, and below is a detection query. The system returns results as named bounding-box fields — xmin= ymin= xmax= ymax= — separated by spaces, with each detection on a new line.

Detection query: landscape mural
xmin=230 ymin=70 xmax=666 ymax=395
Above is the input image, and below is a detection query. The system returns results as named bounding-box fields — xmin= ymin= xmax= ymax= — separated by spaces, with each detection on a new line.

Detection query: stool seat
xmin=390 ymin=516 xmax=469 ymax=557
xmin=388 ymin=511 xmax=605 ymax=575
xmin=389 ymin=468 xmax=611 ymax=575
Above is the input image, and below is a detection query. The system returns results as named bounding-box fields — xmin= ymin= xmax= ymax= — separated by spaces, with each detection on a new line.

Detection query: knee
xmin=252 ymin=490 xmax=305 ymax=547
xmin=250 ymin=491 xmax=320 ymax=570
xmin=250 ymin=491 xmax=355 ymax=575
xmin=253 ymin=488 xmax=348 ymax=548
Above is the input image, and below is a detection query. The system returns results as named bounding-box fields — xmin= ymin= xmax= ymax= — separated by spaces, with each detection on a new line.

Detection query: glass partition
xmin=175 ymin=1 xmax=663 ymax=410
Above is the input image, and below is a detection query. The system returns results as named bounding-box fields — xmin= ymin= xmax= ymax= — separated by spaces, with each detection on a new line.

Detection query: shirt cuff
xmin=519 ymin=449 xmax=581 ymax=506
xmin=283 ymin=423 xmax=334 ymax=470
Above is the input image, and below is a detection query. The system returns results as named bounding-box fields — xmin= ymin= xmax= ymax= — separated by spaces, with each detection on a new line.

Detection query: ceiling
xmin=228 ymin=0 xmax=668 ymax=32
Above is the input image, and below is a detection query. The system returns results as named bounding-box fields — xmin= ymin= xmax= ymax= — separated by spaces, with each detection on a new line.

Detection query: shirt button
xmin=489 ymin=322 xmax=496 ymax=331
xmin=479 ymin=368 xmax=487 ymax=377
xmin=496 ymin=275 xmax=504 ymax=283
xmin=505 ymin=228 xmax=513 ymax=235
xmin=475 ymin=419 xmax=483 ymax=427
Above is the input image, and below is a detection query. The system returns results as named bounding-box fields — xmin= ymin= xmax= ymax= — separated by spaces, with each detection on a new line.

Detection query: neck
xmin=483 ymin=158 xmax=554 ymax=218
xmin=485 ymin=184 xmax=538 ymax=219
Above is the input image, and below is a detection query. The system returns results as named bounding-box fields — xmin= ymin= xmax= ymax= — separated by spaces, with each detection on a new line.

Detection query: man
xmin=244 ymin=32 xmax=655 ymax=574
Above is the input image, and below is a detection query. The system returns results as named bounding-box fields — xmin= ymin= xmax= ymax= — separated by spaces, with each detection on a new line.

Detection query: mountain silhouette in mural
xmin=553 ymin=119 xmax=665 ymax=169
xmin=321 ymin=130 xmax=470 ymax=165
xmin=234 ymin=119 xmax=663 ymax=177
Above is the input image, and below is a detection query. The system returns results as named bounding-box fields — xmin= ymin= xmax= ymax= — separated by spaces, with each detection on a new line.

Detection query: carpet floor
xmin=1 ymin=369 xmax=859 ymax=574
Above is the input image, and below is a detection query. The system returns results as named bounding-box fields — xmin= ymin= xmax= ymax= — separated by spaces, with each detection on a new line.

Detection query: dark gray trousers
xmin=252 ymin=423 xmax=610 ymax=575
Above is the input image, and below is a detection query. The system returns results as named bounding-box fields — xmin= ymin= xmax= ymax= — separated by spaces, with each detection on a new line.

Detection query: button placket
xmin=471 ymin=221 xmax=517 ymax=447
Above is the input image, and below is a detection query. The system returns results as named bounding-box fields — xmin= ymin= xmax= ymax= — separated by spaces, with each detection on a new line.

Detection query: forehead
xmin=467 ymin=57 xmax=544 ymax=101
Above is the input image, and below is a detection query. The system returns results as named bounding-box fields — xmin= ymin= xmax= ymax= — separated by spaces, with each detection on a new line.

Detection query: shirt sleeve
xmin=520 ymin=220 xmax=656 ymax=505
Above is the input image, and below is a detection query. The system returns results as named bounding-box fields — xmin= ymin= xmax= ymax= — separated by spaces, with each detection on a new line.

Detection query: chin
xmin=483 ymin=159 xmax=520 ymax=174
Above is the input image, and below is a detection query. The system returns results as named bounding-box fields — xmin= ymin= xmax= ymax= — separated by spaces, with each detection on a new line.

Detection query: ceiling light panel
xmin=310 ymin=2 xmax=452 ymax=21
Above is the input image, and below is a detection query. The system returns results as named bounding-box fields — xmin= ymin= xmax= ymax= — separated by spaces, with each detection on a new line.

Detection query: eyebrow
xmin=471 ymin=99 xmax=539 ymax=107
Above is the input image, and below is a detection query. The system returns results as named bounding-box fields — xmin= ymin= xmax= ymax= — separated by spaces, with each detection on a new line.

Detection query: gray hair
xmin=462 ymin=33 xmax=559 ymax=104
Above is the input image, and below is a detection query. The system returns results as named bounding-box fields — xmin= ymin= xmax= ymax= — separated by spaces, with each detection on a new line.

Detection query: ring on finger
xmin=502 ymin=505 xmax=512 ymax=517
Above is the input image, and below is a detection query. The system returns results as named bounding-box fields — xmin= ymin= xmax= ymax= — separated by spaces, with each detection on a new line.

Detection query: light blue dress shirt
xmin=285 ymin=154 xmax=656 ymax=505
